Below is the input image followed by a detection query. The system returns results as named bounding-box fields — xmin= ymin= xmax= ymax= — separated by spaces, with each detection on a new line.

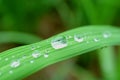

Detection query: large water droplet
xmin=32 ymin=50 xmax=41 ymax=58
xmin=103 ymin=31 xmax=111 ymax=38
xmin=10 ymin=60 xmax=20 ymax=68
xmin=51 ymin=36 xmax=68 ymax=49
xmin=74 ymin=34 xmax=84 ymax=42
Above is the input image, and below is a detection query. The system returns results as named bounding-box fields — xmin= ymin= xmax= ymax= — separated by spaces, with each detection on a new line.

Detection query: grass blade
xmin=98 ymin=47 xmax=117 ymax=80
xmin=0 ymin=32 xmax=41 ymax=44
xmin=0 ymin=25 xmax=120 ymax=80
xmin=80 ymin=0 xmax=99 ymax=24
xmin=98 ymin=0 xmax=119 ymax=24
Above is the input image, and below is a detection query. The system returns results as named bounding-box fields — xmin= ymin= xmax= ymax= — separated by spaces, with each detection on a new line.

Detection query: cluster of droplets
xmin=51 ymin=31 xmax=111 ymax=49
xmin=31 ymin=46 xmax=49 ymax=59
xmin=0 ymin=31 xmax=112 ymax=76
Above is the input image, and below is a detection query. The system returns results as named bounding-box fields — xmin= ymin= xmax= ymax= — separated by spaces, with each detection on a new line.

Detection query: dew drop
xmin=74 ymin=34 xmax=84 ymax=42
xmin=12 ymin=56 xmax=15 ymax=58
xmin=66 ymin=35 xmax=72 ymax=39
xmin=9 ymin=70 xmax=13 ymax=74
xmin=86 ymin=41 xmax=89 ymax=43
xmin=10 ymin=60 xmax=20 ymax=68
xmin=5 ymin=58 xmax=8 ymax=61
xmin=44 ymin=53 xmax=49 ymax=58
xmin=22 ymin=55 xmax=26 ymax=59
xmin=94 ymin=38 xmax=99 ymax=42
xmin=103 ymin=31 xmax=111 ymax=38
xmin=30 ymin=60 xmax=34 ymax=64
xmin=31 ymin=46 xmax=36 ymax=50
xmin=37 ymin=46 xmax=40 ymax=48
xmin=32 ymin=50 xmax=41 ymax=58
xmin=51 ymin=36 xmax=68 ymax=49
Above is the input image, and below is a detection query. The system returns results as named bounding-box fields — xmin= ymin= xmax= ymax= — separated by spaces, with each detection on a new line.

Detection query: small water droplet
xmin=86 ymin=41 xmax=89 ymax=43
xmin=94 ymin=38 xmax=99 ymax=42
xmin=74 ymin=34 xmax=84 ymax=42
xmin=30 ymin=60 xmax=34 ymax=63
xmin=9 ymin=70 xmax=13 ymax=74
xmin=37 ymin=46 xmax=40 ymax=48
xmin=5 ymin=58 xmax=8 ymax=61
xmin=103 ymin=31 xmax=111 ymax=38
xmin=51 ymin=36 xmax=68 ymax=49
xmin=32 ymin=50 xmax=41 ymax=58
xmin=44 ymin=53 xmax=49 ymax=58
xmin=66 ymin=36 xmax=72 ymax=39
xmin=12 ymin=56 xmax=15 ymax=58
xmin=22 ymin=55 xmax=26 ymax=59
xmin=10 ymin=60 xmax=20 ymax=68
xmin=31 ymin=46 xmax=36 ymax=50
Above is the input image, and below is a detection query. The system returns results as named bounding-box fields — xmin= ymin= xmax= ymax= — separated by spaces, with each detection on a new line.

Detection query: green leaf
xmin=0 ymin=25 xmax=120 ymax=80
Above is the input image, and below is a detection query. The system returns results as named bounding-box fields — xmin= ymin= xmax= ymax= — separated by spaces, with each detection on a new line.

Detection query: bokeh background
xmin=0 ymin=0 xmax=120 ymax=80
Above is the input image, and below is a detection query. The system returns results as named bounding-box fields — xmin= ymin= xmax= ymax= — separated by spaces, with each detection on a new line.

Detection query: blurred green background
xmin=0 ymin=0 xmax=120 ymax=80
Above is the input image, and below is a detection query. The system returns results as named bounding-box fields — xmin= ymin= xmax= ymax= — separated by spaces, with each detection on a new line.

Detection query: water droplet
xmin=9 ymin=70 xmax=13 ymax=74
xmin=51 ymin=36 xmax=68 ymax=49
xmin=32 ymin=50 xmax=41 ymax=58
xmin=37 ymin=46 xmax=40 ymax=48
xmin=10 ymin=60 xmax=20 ymax=68
xmin=31 ymin=46 xmax=36 ymax=50
xmin=103 ymin=31 xmax=111 ymax=38
xmin=5 ymin=58 xmax=8 ymax=61
xmin=44 ymin=53 xmax=49 ymax=58
xmin=74 ymin=34 xmax=84 ymax=42
xmin=22 ymin=55 xmax=26 ymax=59
xmin=66 ymin=36 xmax=72 ymax=39
xmin=12 ymin=56 xmax=15 ymax=58
xmin=94 ymin=38 xmax=99 ymax=42
xmin=30 ymin=60 xmax=34 ymax=63
xmin=86 ymin=41 xmax=89 ymax=43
